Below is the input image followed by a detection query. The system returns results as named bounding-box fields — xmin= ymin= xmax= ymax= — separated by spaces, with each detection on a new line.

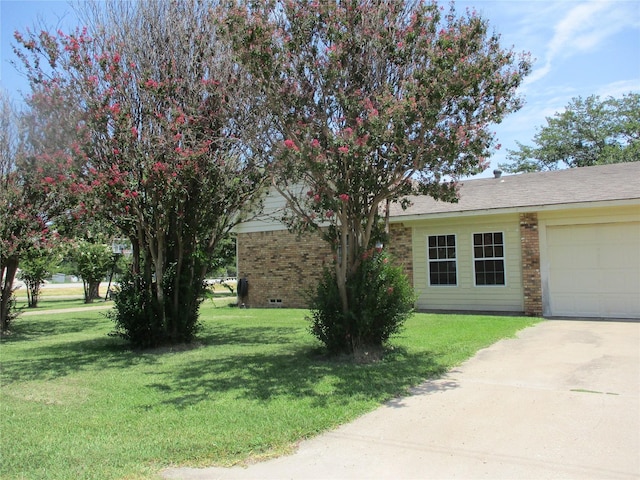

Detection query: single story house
xmin=236 ymin=162 xmax=640 ymax=319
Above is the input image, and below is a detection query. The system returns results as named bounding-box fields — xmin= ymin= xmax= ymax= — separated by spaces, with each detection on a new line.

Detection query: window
xmin=473 ymin=232 xmax=505 ymax=286
xmin=428 ymin=234 xmax=457 ymax=286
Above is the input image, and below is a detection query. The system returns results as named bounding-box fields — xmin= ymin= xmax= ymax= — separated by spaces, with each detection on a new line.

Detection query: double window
xmin=427 ymin=232 xmax=506 ymax=287
xmin=428 ymin=235 xmax=457 ymax=286
xmin=473 ymin=232 xmax=505 ymax=286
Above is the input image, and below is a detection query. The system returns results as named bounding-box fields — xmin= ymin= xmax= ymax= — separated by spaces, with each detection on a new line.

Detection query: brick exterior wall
xmin=236 ymin=230 xmax=333 ymax=308
xmin=519 ymin=213 xmax=543 ymax=316
xmin=237 ymin=224 xmax=414 ymax=308
xmin=387 ymin=223 xmax=414 ymax=286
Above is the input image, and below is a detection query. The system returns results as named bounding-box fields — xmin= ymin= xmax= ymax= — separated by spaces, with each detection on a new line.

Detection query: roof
xmin=390 ymin=162 xmax=640 ymax=219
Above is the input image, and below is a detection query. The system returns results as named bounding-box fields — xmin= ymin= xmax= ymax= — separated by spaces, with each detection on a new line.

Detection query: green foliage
xmin=501 ymin=92 xmax=640 ymax=173
xmin=309 ymin=251 xmax=415 ymax=356
xmin=109 ymin=264 xmax=203 ymax=348
xmin=68 ymin=240 xmax=113 ymax=303
xmin=17 ymin=247 xmax=60 ymax=307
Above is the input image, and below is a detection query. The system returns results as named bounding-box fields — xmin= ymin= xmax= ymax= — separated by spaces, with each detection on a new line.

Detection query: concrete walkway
xmin=162 ymin=320 xmax=640 ymax=480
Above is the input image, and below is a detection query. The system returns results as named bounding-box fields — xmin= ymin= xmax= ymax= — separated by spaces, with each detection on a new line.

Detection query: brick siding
xmin=387 ymin=223 xmax=414 ymax=286
xmin=236 ymin=230 xmax=333 ymax=308
xmin=519 ymin=212 xmax=543 ymax=316
xmin=237 ymin=224 xmax=414 ymax=308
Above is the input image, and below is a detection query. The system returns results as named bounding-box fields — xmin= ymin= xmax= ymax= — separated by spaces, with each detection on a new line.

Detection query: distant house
xmin=235 ymin=162 xmax=640 ymax=319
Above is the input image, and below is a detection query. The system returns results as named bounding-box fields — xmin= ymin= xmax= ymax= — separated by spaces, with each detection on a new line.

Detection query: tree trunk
xmin=26 ymin=279 xmax=42 ymax=308
xmin=1 ymin=257 xmax=19 ymax=333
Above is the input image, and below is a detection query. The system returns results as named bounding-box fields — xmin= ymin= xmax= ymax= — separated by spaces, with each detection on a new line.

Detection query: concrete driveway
xmin=162 ymin=320 xmax=640 ymax=480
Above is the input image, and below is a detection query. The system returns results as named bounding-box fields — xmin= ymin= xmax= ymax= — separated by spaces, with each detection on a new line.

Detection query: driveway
xmin=162 ymin=320 xmax=640 ymax=480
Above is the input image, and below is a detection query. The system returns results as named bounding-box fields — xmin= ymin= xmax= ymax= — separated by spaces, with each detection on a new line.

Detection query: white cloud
xmin=526 ymin=0 xmax=640 ymax=85
xmin=595 ymin=79 xmax=640 ymax=98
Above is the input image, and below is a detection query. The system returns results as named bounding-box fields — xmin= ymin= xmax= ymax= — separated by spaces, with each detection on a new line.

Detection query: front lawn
xmin=0 ymin=304 xmax=540 ymax=479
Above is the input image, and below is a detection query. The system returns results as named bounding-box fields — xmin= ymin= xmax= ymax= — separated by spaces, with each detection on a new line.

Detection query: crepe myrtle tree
xmin=225 ymin=0 xmax=531 ymax=351
xmin=14 ymin=0 xmax=269 ymax=347
xmin=0 ymin=83 xmax=78 ymax=332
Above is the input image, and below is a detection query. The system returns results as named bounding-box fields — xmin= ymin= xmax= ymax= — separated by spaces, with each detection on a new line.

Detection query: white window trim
xmin=427 ymin=234 xmax=458 ymax=287
xmin=471 ymin=231 xmax=507 ymax=287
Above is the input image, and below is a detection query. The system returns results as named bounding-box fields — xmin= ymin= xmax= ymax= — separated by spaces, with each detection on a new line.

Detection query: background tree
xmin=225 ymin=0 xmax=531 ymax=353
xmin=17 ymin=246 xmax=61 ymax=308
xmin=1 ymin=86 xmax=74 ymax=331
xmin=14 ymin=0 xmax=268 ymax=346
xmin=0 ymin=90 xmax=25 ymax=329
xmin=501 ymin=93 xmax=640 ymax=173
xmin=68 ymin=240 xmax=113 ymax=303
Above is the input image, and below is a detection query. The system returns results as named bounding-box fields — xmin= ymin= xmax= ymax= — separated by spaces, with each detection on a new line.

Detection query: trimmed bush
xmin=308 ymin=251 xmax=415 ymax=357
xmin=108 ymin=264 xmax=203 ymax=348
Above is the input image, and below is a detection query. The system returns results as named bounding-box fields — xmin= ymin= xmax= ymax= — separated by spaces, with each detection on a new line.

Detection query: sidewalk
xmin=162 ymin=320 xmax=640 ymax=480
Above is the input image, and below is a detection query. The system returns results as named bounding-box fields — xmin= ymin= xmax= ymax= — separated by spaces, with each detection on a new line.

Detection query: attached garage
xmin=545 ymin=222 xmax=640 ymax=319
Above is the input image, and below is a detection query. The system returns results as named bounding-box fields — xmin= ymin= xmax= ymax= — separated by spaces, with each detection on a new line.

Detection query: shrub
xmin=308 ymin=251 xmax=415 ymax=357
xmin=108 ymin=264 xmax=203 ymax=348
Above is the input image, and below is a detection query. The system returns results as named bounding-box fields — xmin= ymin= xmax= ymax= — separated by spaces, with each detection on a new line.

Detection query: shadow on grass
xmin=3 ymin=312 xmax=111 ymax=339
xmin=3 ymin=313 xmax=453 ymax=409
xmin=0 ymin=336 xmax=149 ymax=385
xmin=147 ymin=340 xmax=449 ymax=410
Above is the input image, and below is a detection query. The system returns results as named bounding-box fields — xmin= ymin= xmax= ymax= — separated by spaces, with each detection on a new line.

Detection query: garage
xmin=546 ymin=222 xmax=640 ymax=318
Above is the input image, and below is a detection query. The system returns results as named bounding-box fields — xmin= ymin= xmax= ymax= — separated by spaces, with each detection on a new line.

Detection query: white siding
xmin=411 ymin=214 xmax=524 ymax=312
xmin=235 ymin=188 xmax=290 ymax=233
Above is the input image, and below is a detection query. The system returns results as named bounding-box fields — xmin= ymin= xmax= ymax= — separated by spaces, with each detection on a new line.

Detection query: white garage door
xmin=547 ymin=222 xmax=640 ymax=318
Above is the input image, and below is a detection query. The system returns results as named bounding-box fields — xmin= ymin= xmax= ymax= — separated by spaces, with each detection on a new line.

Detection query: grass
xmin=0 ymin=304 xmax=540 ymax=480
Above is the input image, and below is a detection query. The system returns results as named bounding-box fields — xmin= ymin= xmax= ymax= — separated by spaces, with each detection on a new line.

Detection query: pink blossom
xmin=310 ymin=138 xmax=320 ymax=148
xmin=131 ymin=126 xmax=138 ymax=137
xmin=387 ymin=286 xmax=394 ymax=294
xmin=339 ymin=193 xmax=349 ymax=202
xmin=326 ymin=210 xmax=334 ymax=218
xmin=338 ymin=146 xmax=349 ymax=154
xmin=283 ymin=138 xmax=298 ymax=151
xmin=43 ymin=176 xmax=55 ymax=184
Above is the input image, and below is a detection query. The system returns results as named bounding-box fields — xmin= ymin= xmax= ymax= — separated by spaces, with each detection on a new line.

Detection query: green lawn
xmin=0 ymin=304 xmax=540 ymax=479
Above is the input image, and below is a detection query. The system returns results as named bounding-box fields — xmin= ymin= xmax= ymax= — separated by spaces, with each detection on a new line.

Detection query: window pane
xmin=495 ymin=232 xmax=503 ymax=244
xmin=474 ymin=246 xmax=483 ymax=258
xmin=473 ymin=233 xmax=482 ymax=245
xmin=447 ymin=247 xmax=456 ymax=259
xmin=474 ymin=259 xmax=505 ymax=285
xmin=484 ymin=232 xmax=493 ymax=244
xmin=495 ymin=245 xmax=504 ymax=257
xmin=484 ymin=245 xmax=494 ymax=257
xmin=428 ymin=236 xmax=436 ymax=248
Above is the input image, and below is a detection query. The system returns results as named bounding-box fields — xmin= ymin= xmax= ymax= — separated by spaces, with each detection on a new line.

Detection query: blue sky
xmin=1 ymin=0 xmax=639 ymax=176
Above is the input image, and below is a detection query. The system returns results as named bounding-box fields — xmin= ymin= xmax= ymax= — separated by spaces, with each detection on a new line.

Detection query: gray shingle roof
xmin=391 ymin=162 xmax=640 ymax=218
